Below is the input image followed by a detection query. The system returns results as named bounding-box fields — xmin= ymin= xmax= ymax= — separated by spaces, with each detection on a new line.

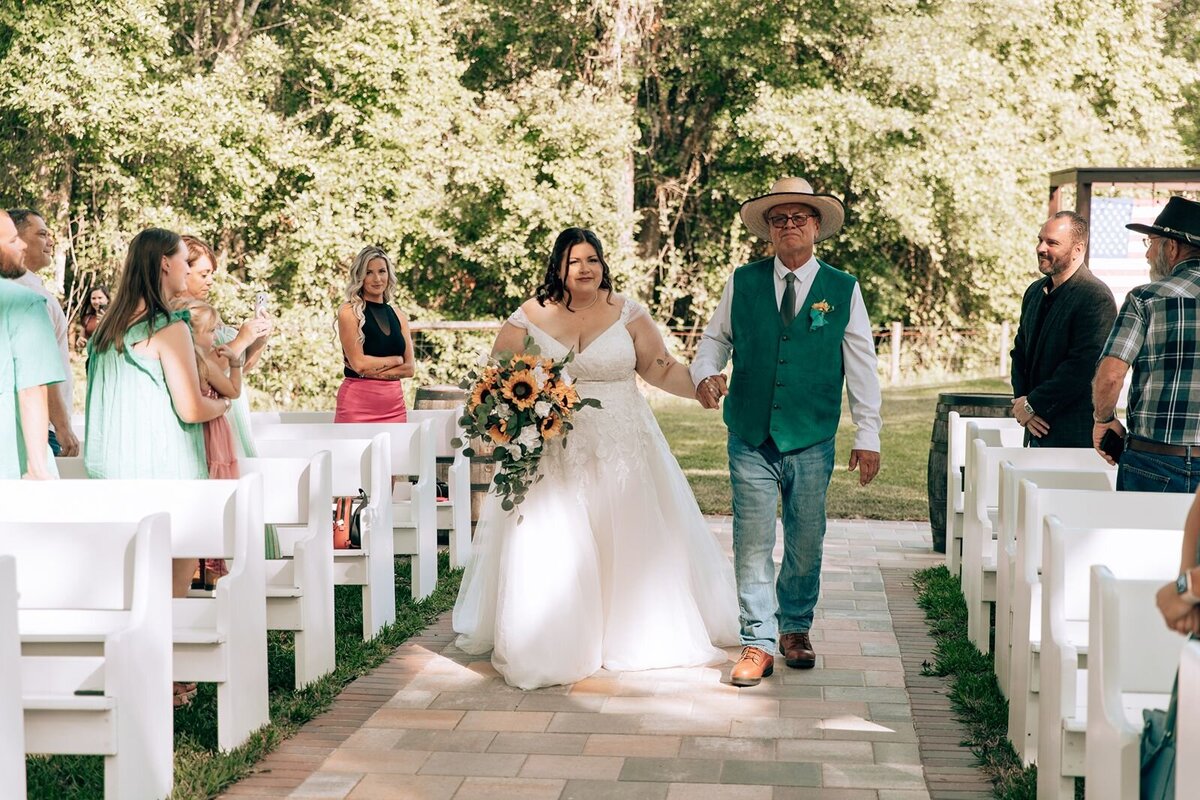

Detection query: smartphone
xmin=1099 ymin=429 xmax=1124 ymax=461
xmin=254 ymin=292 xmax=269 ymax=318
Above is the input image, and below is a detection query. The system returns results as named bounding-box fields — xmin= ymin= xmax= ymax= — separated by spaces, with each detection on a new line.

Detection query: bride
xmin=452 ymin=227 xmax=740 ymax=690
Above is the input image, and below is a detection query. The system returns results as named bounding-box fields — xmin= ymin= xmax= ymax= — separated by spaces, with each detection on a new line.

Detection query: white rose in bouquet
xmin=515 ymin=424 xmax=541 ymax=453
xmin=533 ymin=400 xmax=552 ymax=418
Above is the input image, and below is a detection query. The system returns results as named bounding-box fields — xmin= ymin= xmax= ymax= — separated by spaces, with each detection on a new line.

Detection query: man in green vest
xmin=692 ymin=177 xmax=883 ymax=686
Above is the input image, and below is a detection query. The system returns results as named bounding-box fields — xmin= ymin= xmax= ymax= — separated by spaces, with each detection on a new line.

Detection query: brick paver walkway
xmin=221 ymin=519 xmax=994 ymax=800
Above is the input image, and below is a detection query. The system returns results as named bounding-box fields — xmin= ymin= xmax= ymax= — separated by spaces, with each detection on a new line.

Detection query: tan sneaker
xmin=730 ymin=646 xmax=774 ymax=687
xmin=780 ymin=631 xmax=816 ymax=669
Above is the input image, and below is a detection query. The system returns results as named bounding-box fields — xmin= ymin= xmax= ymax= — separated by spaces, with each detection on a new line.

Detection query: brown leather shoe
xmin=780 ymin=631 xmax=816 ymax=669
xmin=730 ymin=646 xmax=774 ymax=687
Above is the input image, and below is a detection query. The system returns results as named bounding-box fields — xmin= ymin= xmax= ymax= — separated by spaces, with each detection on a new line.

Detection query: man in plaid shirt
xmin=1093 ymin=196 xmax=1200 ymax=491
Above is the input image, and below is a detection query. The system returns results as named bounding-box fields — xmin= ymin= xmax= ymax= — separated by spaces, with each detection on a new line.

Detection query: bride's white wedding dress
xmin=452 ymin=299 xmax=740 ymax=689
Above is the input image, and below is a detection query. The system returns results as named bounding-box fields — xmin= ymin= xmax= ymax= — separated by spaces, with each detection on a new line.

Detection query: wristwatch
xmin=1022 ymin=400 xmax=1035 ymax=418
xmin=1176 ymin=569 xmax=1200 ymax=604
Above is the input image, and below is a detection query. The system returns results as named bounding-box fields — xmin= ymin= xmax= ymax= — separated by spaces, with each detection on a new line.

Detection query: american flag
xmin=1089 ymin=196 xmax=1160 ymax=307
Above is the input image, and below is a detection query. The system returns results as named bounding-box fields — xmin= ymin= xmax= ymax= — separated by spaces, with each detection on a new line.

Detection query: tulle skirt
xmin=452 ymin=380 xmax=739 ymax=690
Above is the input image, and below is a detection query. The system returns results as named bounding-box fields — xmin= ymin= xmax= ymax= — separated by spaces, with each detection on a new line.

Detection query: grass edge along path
xmin=911 ymin=565 xmax=1038 ymax=800
xmin=25 ymin=553 xmax=464 ymax=800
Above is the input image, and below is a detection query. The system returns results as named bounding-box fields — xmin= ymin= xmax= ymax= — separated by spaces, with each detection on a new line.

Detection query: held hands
xmin=849 ymin=449 xmax=880 ymax=486
xmin=697 ymin=374 xmax=728 ymax=409
xmin=1011 ymin=396 xmax=1050 ymax=438
xmin=1156 ymin=580 xmax=1200 ymax=636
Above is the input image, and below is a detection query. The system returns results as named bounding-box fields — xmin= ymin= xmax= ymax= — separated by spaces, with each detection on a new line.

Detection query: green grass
xmin=912 ymin=565 xmax=1036 ymax=799
xmin=654 ymin=376 xmax=1009 ymax=519
xmin=25 ymin=554 xmax=464 ymax=800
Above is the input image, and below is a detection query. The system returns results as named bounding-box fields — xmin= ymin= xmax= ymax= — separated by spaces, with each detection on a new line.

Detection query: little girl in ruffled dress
xmin=182 ymin=300 xmax=243 ymax=584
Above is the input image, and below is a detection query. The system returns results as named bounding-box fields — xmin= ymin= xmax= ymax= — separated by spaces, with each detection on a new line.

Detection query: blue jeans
xmin=1117 ymin=446 xmax=1200 ymax=493
xmin=728 ymin=431 xmax=835 ymax=652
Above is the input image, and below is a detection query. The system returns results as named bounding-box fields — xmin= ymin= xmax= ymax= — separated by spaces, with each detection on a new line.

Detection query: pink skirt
xmin=203 ymin=414 xmax=240 ymax=479
xmin=335 ymin=377 xmax=408 ymax=423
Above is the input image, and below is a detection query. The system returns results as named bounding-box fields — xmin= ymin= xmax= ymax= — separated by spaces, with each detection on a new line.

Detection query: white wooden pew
xmin=1 ymin=477 xmax=270 ymax=752
xmin=253 ymin=409 xmax=471 ymax=568
xmin=0 ymin=515 xmax=172 ymax=799
xmin=257 ymin=421 xmax=437 ymax=600
xmin=1179 ymin=638 xmax=1200 ymax=792
xmin=1085 ymin=567 xmax=1183 ymax=800
xmin=1007 ymin=488 xmax=1193 ymax=765
xmin=946 ymin=413 xmax=1022 ymax=576
xmin=256 ymin=435 xmax=395 ymax=639
xmin=962 ymin=444 xmax=1111 ymax=655
xmin=409 ymin=408 xmax=471 ymax=568
xmin=994 ymin=463 xmax=1115 ymax=698
xmin=0 ymin=555 xmax=26 ymax=800
xmin=241 ymin=452 xmax=335 ymax=688
xmin=1038 ymin=519 xmax=1182 ymax=800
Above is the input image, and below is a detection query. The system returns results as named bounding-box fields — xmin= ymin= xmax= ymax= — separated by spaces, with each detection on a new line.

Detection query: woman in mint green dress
xmin=177 ymin=234 xmax=278 ymax=557
xmin=84 ymin=228 xmax=232 ymax=596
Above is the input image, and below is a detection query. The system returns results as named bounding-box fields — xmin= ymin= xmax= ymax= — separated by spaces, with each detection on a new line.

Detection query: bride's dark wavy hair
xmin=535 ymin=227 xmax=614 ymax=311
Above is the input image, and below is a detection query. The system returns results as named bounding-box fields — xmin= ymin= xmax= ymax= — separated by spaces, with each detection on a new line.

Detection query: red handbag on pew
xmin=333 ymin=489 xmax=368 ymax=549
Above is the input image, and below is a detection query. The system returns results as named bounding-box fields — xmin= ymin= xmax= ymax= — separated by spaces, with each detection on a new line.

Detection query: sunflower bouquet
xmin=453 ymin=336 xmax=601 ymax=514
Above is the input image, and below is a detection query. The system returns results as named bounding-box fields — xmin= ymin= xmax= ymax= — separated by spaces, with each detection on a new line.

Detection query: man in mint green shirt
xmin=0 ymin=210 xmax=63 ymax=479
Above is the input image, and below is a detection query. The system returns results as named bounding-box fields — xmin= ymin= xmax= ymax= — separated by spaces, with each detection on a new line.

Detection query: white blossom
xmin=496 ymin=401 xmax=513 ymax=419
xmin=532 ymin=364 xmax=549 ymax=389
xmin=559 ymin=368 xmax=574 ymax=386
xmin=516 ymin=424 xmax=541 ymax=452
xmin=533 ymin=400 xmax=551 ymax=418
xmin=475 ymin=351 xmax=490 ymax=367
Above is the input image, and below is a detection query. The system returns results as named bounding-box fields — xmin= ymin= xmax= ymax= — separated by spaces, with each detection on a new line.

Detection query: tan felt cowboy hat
xmin=739 ymin=176 xmax=846 ymax=242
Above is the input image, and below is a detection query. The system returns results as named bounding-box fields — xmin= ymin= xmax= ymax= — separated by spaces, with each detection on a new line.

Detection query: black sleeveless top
xmin=344 ymin=301 xmax=406 ymax=379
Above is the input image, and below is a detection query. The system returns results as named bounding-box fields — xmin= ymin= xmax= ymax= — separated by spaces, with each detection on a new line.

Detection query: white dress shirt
xmin=690 ymin=255 xmax=882 ymax=451
xmin=14 ymin=270 xmax=73 ymax=420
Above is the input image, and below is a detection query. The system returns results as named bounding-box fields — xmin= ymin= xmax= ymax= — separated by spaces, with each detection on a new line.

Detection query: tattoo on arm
xmin=655 ymin=349 xmax=671 ymax=369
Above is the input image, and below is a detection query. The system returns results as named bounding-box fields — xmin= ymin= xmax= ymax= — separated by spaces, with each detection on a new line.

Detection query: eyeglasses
xmin=1143 ymin=236 xmax=1160 ymax=248
xmin=767 ymin=213 xmax=818 ymax=229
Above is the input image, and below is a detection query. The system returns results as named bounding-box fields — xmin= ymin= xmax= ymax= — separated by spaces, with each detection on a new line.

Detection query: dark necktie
xmin=781 ymin=272 xmax=796 ymax=327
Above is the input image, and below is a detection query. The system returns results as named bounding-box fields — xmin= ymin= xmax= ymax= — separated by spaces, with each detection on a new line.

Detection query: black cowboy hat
xmin=1126 ymin=196 xmax=1200 ymax=247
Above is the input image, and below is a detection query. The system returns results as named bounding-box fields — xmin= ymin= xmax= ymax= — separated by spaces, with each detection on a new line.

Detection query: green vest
xmin=723 ymin=256 xmax=858 ymax=452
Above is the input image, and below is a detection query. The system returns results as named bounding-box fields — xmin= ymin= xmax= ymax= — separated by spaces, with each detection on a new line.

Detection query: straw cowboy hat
xmin=739 ymin=176 xmax=846 ymax=242
xmin=1126 ymin=196 xmax=1200 ymax=247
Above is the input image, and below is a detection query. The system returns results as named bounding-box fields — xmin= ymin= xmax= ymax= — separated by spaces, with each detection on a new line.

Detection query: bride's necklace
xmin=572 ymin=291 xmax=601 ymax=311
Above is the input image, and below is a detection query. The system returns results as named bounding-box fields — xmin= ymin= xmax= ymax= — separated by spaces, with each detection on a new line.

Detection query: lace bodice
xmin=507 ymin=298 xmax=644 ymax=383
xmin=506 ymin=298 xmax=659 ymax=490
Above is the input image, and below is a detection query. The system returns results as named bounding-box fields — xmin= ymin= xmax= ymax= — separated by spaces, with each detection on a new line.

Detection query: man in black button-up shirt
xmin=1010 ymin=211 xmax=1117 ymax=447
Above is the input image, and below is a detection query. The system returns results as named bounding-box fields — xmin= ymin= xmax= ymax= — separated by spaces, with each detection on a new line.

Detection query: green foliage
xmin=912 ymin=565 xmax=1036 ymax=798
xmin=0 ymin=1 xmax=1194 ymax=406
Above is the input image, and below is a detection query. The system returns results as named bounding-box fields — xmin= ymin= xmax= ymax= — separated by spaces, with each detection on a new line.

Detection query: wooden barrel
xmin=927 ymin=392 xmax=1012 ymax=553
xmin=412 ymin=384 xmax=495 ymax=526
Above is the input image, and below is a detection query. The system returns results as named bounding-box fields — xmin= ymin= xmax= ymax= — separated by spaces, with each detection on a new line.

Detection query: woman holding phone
xmin=335 ymin=245 xmax=415 ymax=422
xmin=175 ymin=235 xmax=280 ymax=560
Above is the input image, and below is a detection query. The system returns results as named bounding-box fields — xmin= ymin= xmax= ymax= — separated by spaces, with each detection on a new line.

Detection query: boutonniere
xmin=810 ymin=300 xmax=833 ymax=330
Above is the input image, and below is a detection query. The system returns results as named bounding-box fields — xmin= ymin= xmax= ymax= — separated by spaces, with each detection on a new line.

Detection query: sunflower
xmin=550 ymin=381 xmax=579 ymax=408
xmin=539 ymin=413 xmax=564 ymax=440
xmin=487 ymin=422 xmax=512 ymax=444
xmin=469 ymin=380 xmax=493 ymax=410
xmin=501 ymin=369 xmax=539 ymax=410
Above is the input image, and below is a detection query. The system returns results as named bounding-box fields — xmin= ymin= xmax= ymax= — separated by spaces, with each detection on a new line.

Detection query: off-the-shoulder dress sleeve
xmin=506 ymin=306 xmax=530 ymax=329
xmin=622 ymin=297 xmax=650 ymax=325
